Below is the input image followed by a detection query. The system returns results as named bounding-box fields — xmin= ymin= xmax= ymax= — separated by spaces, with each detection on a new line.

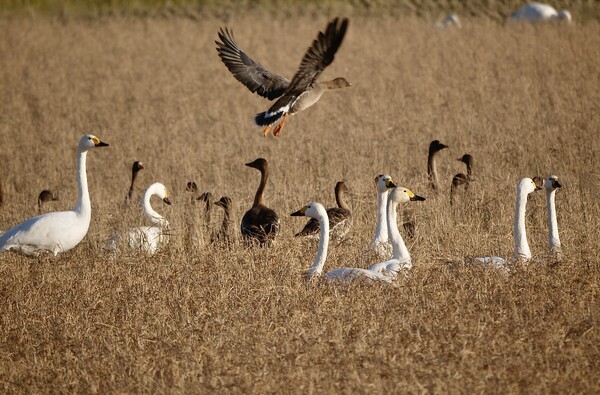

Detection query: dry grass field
xmin=0 ymin=8 xmax=599 ymax=393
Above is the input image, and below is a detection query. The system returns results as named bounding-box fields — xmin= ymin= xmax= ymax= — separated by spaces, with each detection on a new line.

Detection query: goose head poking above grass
xmin=38 ymin=189 xmax=59 ymax=212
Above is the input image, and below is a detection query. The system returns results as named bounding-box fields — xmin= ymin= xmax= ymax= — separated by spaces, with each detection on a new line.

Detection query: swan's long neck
xmin=253 ymin=167 xmax=268 ymax=207
xmin=373 ymin=190 xmax=389 ymax=243
xmin=546 ymin=189 xmax=561 ymax=253
xmin=513 ymin=187 xmax=531 ymax=260
xmin=307 ymin=210 xmax=330 ymax=278
xmin=143 ymin=193 xmax=167 ymax=228
xmin=428 ymin=152 xmax=439 ymax=190
xmin=75 ymin=149 xmax=91 ymax=219
xmin=387 ymin=197 xmax=411 ymax=263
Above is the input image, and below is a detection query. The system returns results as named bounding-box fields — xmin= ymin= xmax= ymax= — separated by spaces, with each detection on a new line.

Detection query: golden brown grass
xmin=0 ymin=12 xmax=599 ymax=393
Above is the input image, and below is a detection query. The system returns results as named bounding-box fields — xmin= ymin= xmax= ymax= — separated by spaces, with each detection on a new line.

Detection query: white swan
xmin=545 ymin=175 xmax=562 ymax=258
xmin=475 ymin=178 xmax=541 ymax=266
xmin=369 ymin=187 xmax=426 ymax=277
xmin=435 ymin=14 xmax=462 ymax=29
xmin=292 ymin=203 xmax=395 ymax=285
xmin=105 ymin=182 xmax=171 ymax=256
xmin=510 ymin=3 xmax=572 ymax=23
xmin=0 ymin=134 xmax=109 ymax=256
xmin=368 ymin=175 xmax=397 ymax=257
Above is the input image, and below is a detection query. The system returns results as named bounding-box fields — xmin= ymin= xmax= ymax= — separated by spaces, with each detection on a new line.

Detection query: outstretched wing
xmin=287 ymin=17 xmax=349 ymax=93
xmin=216 ymin=28 xmax=290 ymax=100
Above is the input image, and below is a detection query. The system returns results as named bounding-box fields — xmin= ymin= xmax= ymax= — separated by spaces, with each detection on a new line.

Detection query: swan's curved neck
xmin=75 ymin=149 xmax=91 ymax=218
xmin=513 ymin=187 xmax=531 ymax=260
xmin=143 ymin=193 xmax=167 ymax=227
xmin=307 ymin=211 xmax=330 ymax=278
xmin=428 ymin=152 xmax=439 ymax=190
xmin=387 ymin=198 xmax=411 ymax=263
xmin=373 ymin=190 xmax=389 ymax=243
xmin=546 ymin=189 xmax=561 ymax=253
xmin=253 ymin=167 xmax=268 ymax=207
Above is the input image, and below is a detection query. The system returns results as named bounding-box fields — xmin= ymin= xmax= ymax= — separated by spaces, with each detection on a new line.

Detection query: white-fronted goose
xmin=127 ymin=161 xmax=144 ymax=201
xmin=450 ymin=154 xmax=473 ymax=204
xmin=213 ymin=196 xmax=232 ymax=244
xmin=216 ymin=18 xmax=350 ymax=137
xmin=38 ymin=189 xmax=59 ymax=212
xmin=428 ymin=140 xmax=448 ymax=190
xmin=241 ymin=158 xmax=280 ymax=247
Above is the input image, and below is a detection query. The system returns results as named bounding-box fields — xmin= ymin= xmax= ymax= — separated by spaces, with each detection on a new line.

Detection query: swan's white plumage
xmin=510 ymin=2 xmax=572 ymax=23
xmin=368 ymin=175 xmax=396 ymax=258
xmin=105 ymin=182 xmax=171 ymax=256
xmin=0 ymin=134 xmax=108 ymax=256
xmin=545 ymin=175 xmax=562 ymax=257
xmin=435 ymin=14 xmax=462 ymax=29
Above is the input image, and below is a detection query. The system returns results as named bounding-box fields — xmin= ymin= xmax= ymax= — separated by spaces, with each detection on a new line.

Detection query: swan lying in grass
xmin=369 ymin=186 xmax=426 ymax=278
xmin=292 ymin=203 xmax=394 ymax=285
xmin=510 ymin=2 xmax=571 ymax=23
xmin=105 ymin=182 xmax=171 ymax=256
xmin=474 ymin=177 xmax=541 ymax=266
xmin=369 ymin=175 xmax=397 ymax=258
xmin=544 ymin=175 xmax=562 ymax=259
xmin=0 ymin=134 xmax=108 ymax=256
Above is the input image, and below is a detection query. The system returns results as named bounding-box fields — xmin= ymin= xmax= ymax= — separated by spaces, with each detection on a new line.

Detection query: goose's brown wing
xmin=287 ymin=17 xmax=349 ymax=93
xmin=216 ymin=28 xmax=290 ymax=100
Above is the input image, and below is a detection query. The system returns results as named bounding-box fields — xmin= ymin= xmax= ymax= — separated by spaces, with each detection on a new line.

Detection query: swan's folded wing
xmin=216 ymin=28 xmax=290 ymax=100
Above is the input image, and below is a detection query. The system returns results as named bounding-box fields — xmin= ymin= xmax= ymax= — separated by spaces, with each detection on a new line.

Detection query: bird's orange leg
xmin=262 ymin=124 xmax=273 ymax=137
xmin=273 ymin=113 xmax=289 ymax=137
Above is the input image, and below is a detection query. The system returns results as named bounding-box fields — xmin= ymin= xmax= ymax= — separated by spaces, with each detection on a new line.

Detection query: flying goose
xmin=241 ymin=158 xmax=280 ymax=247
xmin=216 ymin=17 xmax=351 ymax=137
xmin=295 ymin=181 xmax=352 ymax=240
xmin=0 ymin=134 xmax=108 ymax=256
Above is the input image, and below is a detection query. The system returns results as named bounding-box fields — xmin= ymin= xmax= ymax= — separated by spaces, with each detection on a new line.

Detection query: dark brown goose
xmin=213 ymin=196 xmax=232 ymax=243
xmin=427 ymin=140 xmax=448 ymax=190
xmin=127 ymin=161 xmax=144 ymax=201
xmin=295 ymin=181 xmax=352 ymax=240
xmin=38 ymin=189 xmax=59 ymax=212
xmin=450 ymin=154 xmax=473 ymax=204
xmin=241 ymin=158 xmax=280 ymax=247
xmin=216 ymin=18 xmax=350 ymax=137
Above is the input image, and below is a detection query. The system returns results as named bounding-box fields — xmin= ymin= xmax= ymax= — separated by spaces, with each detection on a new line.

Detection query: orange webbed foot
xmin=262 ymin=125 xmax=273 ymax=137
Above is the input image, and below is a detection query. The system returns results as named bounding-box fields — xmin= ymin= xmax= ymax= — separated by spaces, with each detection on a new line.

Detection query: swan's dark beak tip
xmin=163 ymin=197 xmax=172 ymax=205
xmin=97 ymin=141 xmax=109 ymax=147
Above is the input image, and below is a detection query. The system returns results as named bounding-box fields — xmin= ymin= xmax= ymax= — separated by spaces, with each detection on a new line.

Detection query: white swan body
xmin=368 ymin=175 xmax=396 ymax=258
xmin=545 ymin=175 xmax=562 ymax=257
xmin=106 ymin=182 xmax=171 ymax=256
xmin=475 ymin=178 xmax=540 ymax=266
xmin=369 ymin=187 xmax=426 ymax=277
xmin=435 ymin=14 xmax=462 ymax=29
xmin=510 ymin=3 xmax=571 ymax=23
xmin=0 ymin=135 xmax=108 ymax=256
xmin=293 ymin=203 xmax=394 ymax=285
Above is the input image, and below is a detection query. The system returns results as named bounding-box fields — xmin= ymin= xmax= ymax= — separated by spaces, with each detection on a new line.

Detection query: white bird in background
xmin=435 ymin=14 xmax=462 ymax=29
xmin=369 ymin=186 xmax=426 ymax=278
xmin=474 ymin=178 xmax=542 ymax=267
xmin=544 ymin=175 xmax=562 ymax=259
xmin=105 ymin=182 xmax=172 ymax=256
xmin=510 ymin=2 xmax=572 ymax=23
xmin=0 ymin=134 xmax=109 ymax=256
xmin=369 ymin=175 xmax=397 ymax=258
xmin=292 ymin=202 xmax=395 ymax=285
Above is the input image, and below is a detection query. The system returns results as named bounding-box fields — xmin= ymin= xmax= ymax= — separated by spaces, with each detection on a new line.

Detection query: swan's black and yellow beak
xmin=291 ymin=206 xmax=307 ymax=217
xmin=407 ymin=190 xmax=426 ymax=201
xmin=552 ymin=179 xmax=562 ymax=189
xmin=163 ymin=197 xmax=172 ymax=205
xmin=92 ymin=136 xmax=109 ymax=147
xmin=385 ymin=179 xmax=397 ymax=189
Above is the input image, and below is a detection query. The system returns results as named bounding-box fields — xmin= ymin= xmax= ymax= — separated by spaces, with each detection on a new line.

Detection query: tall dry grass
xmin=0 ymin=12 xmax=599 ymax=393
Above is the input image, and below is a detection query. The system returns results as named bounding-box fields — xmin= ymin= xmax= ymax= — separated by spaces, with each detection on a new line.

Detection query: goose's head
xmin=291 ymin=202 xmax=327 ymax=220
xmin=335 ymin=181 xmax=348 ymax=194
xmin=519 ymin=177 xmax=542 ymax=195
xmin=375 ymin=175 xmax=396 ymax=193
xmin=390 ymin=187 xmax=426 ymax=204
xmin=544 ymin=175 xmax=562 ymax=191
xmin=214 ymin=196 xmax=232 ymax=210
xmin=429 ymin=140 xmax=448 ymax=154
xmin=38 ymin=189 xmax=59 ymax=205
xmin=557 ymin=10 xmax=572 ymax=23
xmin=457 ymin=154 xmax=473 ymax=166
xmin=148 ymin=182 xmax=172 ymax=205
xmin=245 ymin=158 xmax=268 ymax=171
xmin=79 ymin=134 xmax=109 ymax=151
xmin=132 ymin=161 xmax=144 ymax=173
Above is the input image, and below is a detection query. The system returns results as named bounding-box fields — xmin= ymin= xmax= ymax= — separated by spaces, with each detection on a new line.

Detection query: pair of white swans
xmin=292 ymin=176 xmax=425 ymax=284
xmin=475 ymin=176 xmax=562 ymax=266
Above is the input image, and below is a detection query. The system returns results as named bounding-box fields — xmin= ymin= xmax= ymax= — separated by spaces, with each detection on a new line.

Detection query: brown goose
xmin=241 ymin=158 xmax=280 ymax=246
xmin=213 ymin=196 xmax=232 ymax=243
xmin=450 ymin=154 xmax=474 ymax=204
xmin=295 ymin=181 xmax=352 ymax=240
xmin=216 ymin=17 xmax=350 ymax=137
xmin=427 ymin=140 xmax=448 ymax=190
xmin=127 ymin=161 xmax=144 ymax=201
xmin=38 ymin=189 xmax=59 ymax=212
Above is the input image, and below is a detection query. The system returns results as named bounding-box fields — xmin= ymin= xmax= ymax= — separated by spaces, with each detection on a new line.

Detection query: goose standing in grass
xmin=428 ymin=140 xmax=448 ymax=190
xmin=213 ymin=196 xmax=232 ymax=244
xmin=216 ymin=18 xmax=351 ymax=137
xmin=474 ymin=178 xmax=541 ymax=266
xmin=105 ymin=182 xmax=171 ymax=256
xmin=369 ymin=175 xmax=397 ymax=258
xmin=0 ymin=134 xmax=108 ymax=256
xmin=510 ymin=2 xmax=571 ymax=23
xmin=292 ymin=203 xmax=395 ymax=285
xmin=369 ymin=186 xmax=426 ymax=278
xmin=37 ymin=189 xmax=59 ymax=212
xmin=450 ymin=154 xmax=474 ymax=204
xmin=295 ymin=181 xmax=352 ymax=240
xmin=126 ymin=161 xmax=144 ymax=201
xmin=544 ymin=175 xmax=562 ymax=259
xmin=241 ymin=158 xmax=280 ymax=247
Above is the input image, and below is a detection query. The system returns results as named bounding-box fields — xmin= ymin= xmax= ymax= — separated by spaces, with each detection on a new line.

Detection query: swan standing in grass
xmin=292 ymin=203 xmax=395 ymax=285
xmin=369 ymin=175 xmax=397 ymax=258
xmin=475 ymin=178 xmax=541 ymax=266
xmin=0 ymin=134 xmax=108 ymax=256
xmin=105 ymin=182 xmax=171 ymax=256
xmin=295 ymin=181 xmax=352 ymax=241
xmin=369 ymin=187 xmax=426 ymax=278
xmin=216 ymin=18 xmax=351 ymax=137
xmin=544 ymin=175 xmax=562 ymax=259
xmin=241 ymin=158 xmax=280 ymax=247
xmin=510 ymin=3 xmax=572 ymax=23
xmin=126 ymin=161 xmax=144 ymax=201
